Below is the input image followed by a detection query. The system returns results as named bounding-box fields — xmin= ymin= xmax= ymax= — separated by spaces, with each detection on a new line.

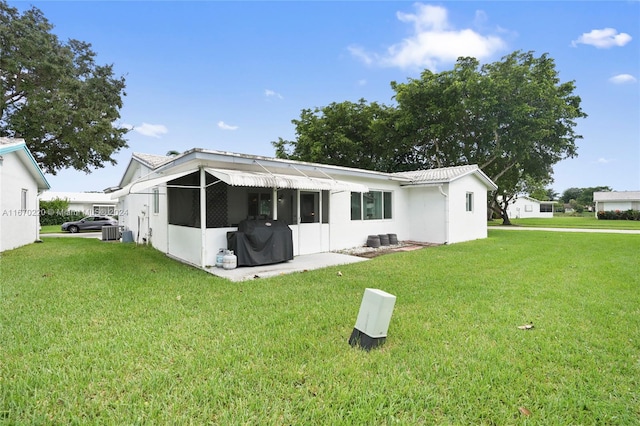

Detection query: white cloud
xmin=571 ymin=28 xmax=632 ymax=48
xmin=609 ymin=74 xmax=637 ymax=84
xmin=265 ymin=89 xmax=283 ymax=99
xmin=217 ymin=121 xmax=238 ymax=131
xmin=349 ymin=4 xmax=506 ymax=71
xmin=596 ymin=158 xmax=614 ymax=164
xmin=134 ymin=123 xmax=168 ymax=138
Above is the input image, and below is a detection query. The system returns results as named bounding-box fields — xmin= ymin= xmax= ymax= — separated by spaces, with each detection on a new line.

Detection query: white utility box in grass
xmin=349 ymin=288 xmax=396 ymax=350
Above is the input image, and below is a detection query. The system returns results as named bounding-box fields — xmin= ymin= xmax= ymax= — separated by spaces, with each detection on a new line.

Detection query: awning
xmin=205 ymin=167 xmax=369 ymax=193
xmin=110 ymin=169 xmax=196 ymax=199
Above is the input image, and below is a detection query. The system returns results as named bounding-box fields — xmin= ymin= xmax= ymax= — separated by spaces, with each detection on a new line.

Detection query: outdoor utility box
xmin=349 ymin=288 xmax=396 ymax=350
xmin=102 ymin=226 xmax=120 ymax=241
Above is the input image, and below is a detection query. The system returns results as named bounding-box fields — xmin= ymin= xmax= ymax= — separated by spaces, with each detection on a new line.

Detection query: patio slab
xmin=205 ymin=252 xmax=368 ymax=282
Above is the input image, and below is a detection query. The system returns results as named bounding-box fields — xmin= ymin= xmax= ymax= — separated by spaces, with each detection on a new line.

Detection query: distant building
xmin=507 ymin=196 xmax=554 ymax=219
xmin=40 ymin=191 xmax=118 ymax=216
xmin=593 ymin=191 xmax=640 ymax=216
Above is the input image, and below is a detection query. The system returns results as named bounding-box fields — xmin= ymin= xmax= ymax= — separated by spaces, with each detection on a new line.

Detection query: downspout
xmin=200 ymin=166 xmax=207 ymax=269
xmin=438 ymin=185 xmax=449 ymax=244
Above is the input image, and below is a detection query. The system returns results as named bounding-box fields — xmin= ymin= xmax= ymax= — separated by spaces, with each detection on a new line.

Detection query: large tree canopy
xmin=272 ymin=99 xmax=405 ymax=173
xmin=0 ymin=1 xmax=128 ymax=175
xmin=274 ymin=51 xmax=587 ymax=224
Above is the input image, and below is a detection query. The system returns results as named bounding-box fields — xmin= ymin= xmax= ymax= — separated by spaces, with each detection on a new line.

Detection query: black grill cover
xmin=227 ymin=219 xmax=294 ymax=266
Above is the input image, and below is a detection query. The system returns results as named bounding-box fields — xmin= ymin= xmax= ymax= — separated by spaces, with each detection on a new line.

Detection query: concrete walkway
xmin=206 ymin=252 xmax=369 ymax=282
xmin=489 ymin=226 xmax=640 ymax=234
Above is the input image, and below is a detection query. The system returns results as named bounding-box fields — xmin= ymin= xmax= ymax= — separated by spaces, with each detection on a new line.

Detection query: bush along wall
xmin=597 ymin=210 xmax=640 ymax=221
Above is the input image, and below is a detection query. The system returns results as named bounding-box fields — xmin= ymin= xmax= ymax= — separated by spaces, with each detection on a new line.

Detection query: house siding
xmin=0 ymin=152 xmax=40 ymax=251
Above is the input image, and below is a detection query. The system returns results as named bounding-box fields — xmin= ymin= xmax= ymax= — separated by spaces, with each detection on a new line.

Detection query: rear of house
xmin=506 ymin=196 xmax=554 ymax=219
xmin=110 ymin=149 xmax=497 ymax=269
xmin=0 ymin=138 xmax=50 ymax=252
xmin=593 ymin=191 xmax=640 ymax=216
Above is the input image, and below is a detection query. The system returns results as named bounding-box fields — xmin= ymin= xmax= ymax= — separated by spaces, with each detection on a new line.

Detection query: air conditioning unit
xmin=102 ymin=226 xmax=120 ymax=241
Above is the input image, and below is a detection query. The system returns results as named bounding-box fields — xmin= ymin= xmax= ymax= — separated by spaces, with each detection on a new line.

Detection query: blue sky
xmin=12 ymin=1 xmax=640 ymax=195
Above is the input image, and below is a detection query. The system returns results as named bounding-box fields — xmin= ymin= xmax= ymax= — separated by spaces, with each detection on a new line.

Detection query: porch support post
xmin=272 ymin=187 xmax=278 ymax=220
xmin=200 ymin=166 xmax=207 ymax=269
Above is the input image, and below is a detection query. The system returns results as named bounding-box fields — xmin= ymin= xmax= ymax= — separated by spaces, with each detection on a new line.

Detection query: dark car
xmin=61 ymin=216 xmax=118 ymax=233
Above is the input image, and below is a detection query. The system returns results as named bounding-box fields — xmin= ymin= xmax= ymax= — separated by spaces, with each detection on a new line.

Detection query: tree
xmin=0 ymin=1 xmax=128 ymax=175
xmin=561 ymin=186 xmax=612 ymax=208
xmin=392 ymin=51 xmax=586 ymax=224
xmin=273 ymin=51 xmax=586 ymax=225
xmin=273 ymin=99 xmax=404 ymax=172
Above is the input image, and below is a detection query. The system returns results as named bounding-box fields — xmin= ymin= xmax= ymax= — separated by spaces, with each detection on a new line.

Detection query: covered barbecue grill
xmin=227 ymin=219 xmax=294 ymax=266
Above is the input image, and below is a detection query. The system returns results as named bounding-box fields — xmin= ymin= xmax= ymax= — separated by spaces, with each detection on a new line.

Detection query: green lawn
xmin=490 ymin=215 xmax=640 ymax=230
xmin=1 ymin=231 xmax=639 ymax=424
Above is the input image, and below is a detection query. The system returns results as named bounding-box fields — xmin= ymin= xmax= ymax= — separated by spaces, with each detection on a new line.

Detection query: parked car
xmin=61 ymin=216 xmax=118 ymax=233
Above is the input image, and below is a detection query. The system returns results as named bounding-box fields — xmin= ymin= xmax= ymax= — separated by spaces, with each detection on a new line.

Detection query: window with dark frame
xmin=466 ymin=192 xmax=474 ymax=212
xmin=351 ymin=191 xmax=392 ymax=220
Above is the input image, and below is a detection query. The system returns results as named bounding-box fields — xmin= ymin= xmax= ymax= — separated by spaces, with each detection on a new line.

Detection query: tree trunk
xmin=501 ymin=208 xmax=512 ymax=225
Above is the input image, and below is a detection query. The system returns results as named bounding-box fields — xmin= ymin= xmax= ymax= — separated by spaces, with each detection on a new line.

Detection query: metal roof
xmin=206 ymin=168 xmax=369 ymax=193
xmin=393 ymin=164 xmax=497 ymax=189
xmin=593 ymin=191 xmax=640 ymax=202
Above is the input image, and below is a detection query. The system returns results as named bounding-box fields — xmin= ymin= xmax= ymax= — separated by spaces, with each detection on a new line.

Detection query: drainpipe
xmin=200 ymin=166 xmax=207 ymax=269
xmin=438 ymin=185 xmax=449 ymax=244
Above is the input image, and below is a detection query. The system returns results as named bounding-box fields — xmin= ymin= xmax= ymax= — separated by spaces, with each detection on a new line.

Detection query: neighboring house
xmin=109 ymin=149 xmax=498 ymax=269
xmin=40 ymin=191 xmax=118 ymax=216
xmin=593 ymin=191 xmax=640 ymax=216
xmin=506 ymin=196 xmax=554 ymax=219
xmin=0 ymin=137 xmax=50 ymax=252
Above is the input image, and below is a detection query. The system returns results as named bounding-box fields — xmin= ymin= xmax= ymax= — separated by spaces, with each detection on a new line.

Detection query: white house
xmin=0 ymin=137 xmax=50 ymax=252
xmin=109 ymin=148 xmax=497 ymax=269
xmin=593 ymin=191 xmax=640 ymax=215
xmin=506 ymin=195 xmax=554 ymax=219
xmin=40 ymin=191 xmax=118 ymax=216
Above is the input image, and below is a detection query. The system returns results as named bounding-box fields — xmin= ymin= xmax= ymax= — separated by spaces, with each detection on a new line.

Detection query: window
xmin=351 ymin=192 xmax=362 ymax=220
xmin=351 ymin=191 xmax=393 ymax=220
xmin=300 ymin=192 xmax=319 ymax=223
xmin=466 ymin=192 xmax=474 ymax=212
xmin=364 ymin=191 xmax=383 ymax=220
xmin=248 ymin=192 xmax=272 ymax=219
xmin=384 ymin=192 xmax=392 ymax=219
xmin=540 ymin=203 xmax=553 ymax=213
xmin=525 ymin=204 xmax=533 ymax=212
xmin=152 ymin=188 xmax=160 ymax=214
xmin=93 ymin=205 xmax=116 ymax=215
xmin=21 ymin=189 xmax=27 ymax=210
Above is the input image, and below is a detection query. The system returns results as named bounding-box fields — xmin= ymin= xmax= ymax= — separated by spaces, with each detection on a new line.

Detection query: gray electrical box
xmin=349 ymin=288 xmax=396 ymax=350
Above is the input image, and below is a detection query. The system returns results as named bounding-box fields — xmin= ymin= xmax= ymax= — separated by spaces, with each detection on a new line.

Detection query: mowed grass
xmin=490 ymin=215 xmax=640 ymax=230
xmin=1 ymin=231 xmax=639 ymax=424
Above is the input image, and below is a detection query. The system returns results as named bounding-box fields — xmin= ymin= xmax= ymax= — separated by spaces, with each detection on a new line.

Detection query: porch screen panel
xmin=168 ymin=172 xmax=199 ymax=227
xmin=206 ymin=181 xmax=228 ymax=228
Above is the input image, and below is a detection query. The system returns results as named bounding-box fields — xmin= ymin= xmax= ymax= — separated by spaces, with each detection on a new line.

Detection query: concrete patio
xmin=205 ymin=251 xmax=369 ymax=282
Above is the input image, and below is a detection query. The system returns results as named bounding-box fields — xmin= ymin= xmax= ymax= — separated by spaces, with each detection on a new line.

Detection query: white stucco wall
xmin=448 ymin=176 xmax=488 ymax=243
xmin=0 ymin=152 xmax=40 ymax=252
xmin=328 ymin=179 xmax=410 ymax=251
xmin=406 ymin=185 xmax=447 ymax=244
xmin=598 ymin=201 xmax=635 ymax=211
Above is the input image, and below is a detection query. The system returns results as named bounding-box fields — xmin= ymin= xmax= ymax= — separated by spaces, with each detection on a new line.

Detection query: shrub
xmin=597 ymin=209 xmax=640 ymax=221
xmin=39 ymin=198 xmax=85 ymax=226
